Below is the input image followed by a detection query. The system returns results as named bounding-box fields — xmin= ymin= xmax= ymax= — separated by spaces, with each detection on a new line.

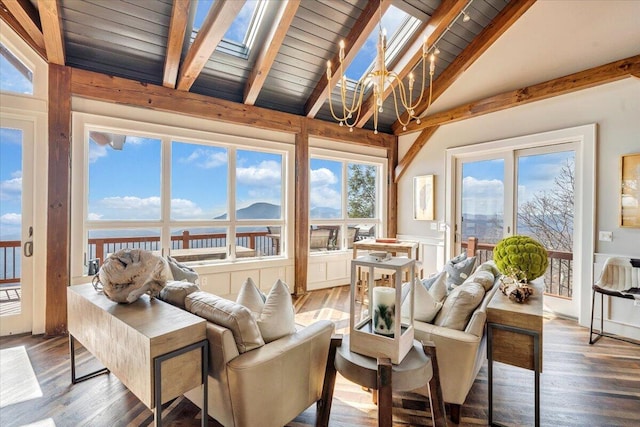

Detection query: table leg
xmin=377 ymin=357 xmax=392 ymax=427
xmin=69 ymin=334 xmax=109 ymax=384
xmin=316 ymin=336 xmax=342 ymax=427
xmin=422 ymin=341 xmax=447 ymax=427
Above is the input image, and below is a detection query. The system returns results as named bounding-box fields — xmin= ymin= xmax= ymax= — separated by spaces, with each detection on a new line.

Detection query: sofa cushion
xmin=236 ymin=278 xmax=296 ymax=343
xmin=445 ymin=254 xmax=477 ymax=289
xmin=186 ymin=291 xmax=264 ymax=353
xmin=166 ymin=256 xmax=199 ymax=283
xmin=434 ymin=281 xmax=485 ymax=331
xmin=402 ymin=278 xmax=444 ymax=323
xmin=424 ymin=271 xmax=448 ymax=303
xmin=158 ymin=280 xmax=200 ymax=309
xmin=469 ymin=269 xmax=495 ymax=291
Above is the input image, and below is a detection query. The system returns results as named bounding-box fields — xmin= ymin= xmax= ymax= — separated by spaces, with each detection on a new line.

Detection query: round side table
xmin=331 ymin=335 xmax=446 ymax=427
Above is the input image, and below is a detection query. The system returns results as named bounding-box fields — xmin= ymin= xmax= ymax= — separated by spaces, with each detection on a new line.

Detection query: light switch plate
xmin=598 ymin=231 xmax=613 ymax=242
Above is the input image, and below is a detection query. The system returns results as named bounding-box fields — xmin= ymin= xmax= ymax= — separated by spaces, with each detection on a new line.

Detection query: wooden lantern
xmin=349 ymin=256 xmax=415 ymax=364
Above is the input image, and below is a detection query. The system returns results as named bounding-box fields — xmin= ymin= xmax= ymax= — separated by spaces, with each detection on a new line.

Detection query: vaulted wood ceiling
xmin=2 ymin=0 xmax=529 ymax=134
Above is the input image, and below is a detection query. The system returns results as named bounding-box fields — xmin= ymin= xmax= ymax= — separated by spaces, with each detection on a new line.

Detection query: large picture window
xmin=309 ymin=149 xmax=384 ymax=252
xmin=72 ymin=115 xmax=290 ymax=276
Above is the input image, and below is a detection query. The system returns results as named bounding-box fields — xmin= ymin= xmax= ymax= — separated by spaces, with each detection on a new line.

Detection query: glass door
xmin=0 ymin=118 xmax=34 ymax=335
xmin=456 ymin=144 xmax=578 ymax=318
xmin=516 ymin=146 xmax=577 ymax=317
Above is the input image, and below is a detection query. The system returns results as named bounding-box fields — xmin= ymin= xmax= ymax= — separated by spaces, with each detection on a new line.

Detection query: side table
xmin=67 ymin=283 xmax=209 ymax=427
xmin=486 ymin=278 xmax=543 ymax=427
xmin=318 ymin=335 xmax=447 ymax=427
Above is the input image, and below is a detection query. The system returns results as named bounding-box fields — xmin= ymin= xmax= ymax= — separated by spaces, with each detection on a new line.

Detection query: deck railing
xmin=86 ymin=230 xmax=277 ymax=264
xmin=0 ymin=240 xmax=21 ymax=285
xmin=462 ymin=237 xmax=573 ymax=299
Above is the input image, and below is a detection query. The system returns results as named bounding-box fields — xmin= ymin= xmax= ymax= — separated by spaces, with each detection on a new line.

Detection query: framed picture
xmin=620 ymin=153 xmax=640 ymax=227
xmin=414 ymin=175 xmax=434 ymax=220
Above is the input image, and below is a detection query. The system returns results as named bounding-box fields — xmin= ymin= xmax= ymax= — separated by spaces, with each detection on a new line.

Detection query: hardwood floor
xmin=0 ymin=285 xmax=638 ymax=426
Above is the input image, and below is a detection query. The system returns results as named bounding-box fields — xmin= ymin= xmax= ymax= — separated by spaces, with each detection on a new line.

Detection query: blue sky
xmin=462 ymin=151 xmax=575 ymax=216
xmin=0 ymin=46 xmax=32 ymax=95
xmin=193 ymin=0 xmax=257 ymax=44
xmin=0 ymin=128 xmax=22 ymax=239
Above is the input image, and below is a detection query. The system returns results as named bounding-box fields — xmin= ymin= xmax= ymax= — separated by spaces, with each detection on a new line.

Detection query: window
xmin=345 ymin=5 xmax=421 ymax=82
xmin=73 ymin=115 xmax=290 ymax=275
xmin=309 ymin=150 xmax=384 ymax=252
xmin=0 ymin=43 xmax=33 ymax=95
xmin=192 ymin=0 xmax=266 ymax=58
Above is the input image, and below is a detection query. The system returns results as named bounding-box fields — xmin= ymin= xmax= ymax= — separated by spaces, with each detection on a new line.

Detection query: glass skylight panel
xmin=191 ymin=0 xmax=264 ymax=58
xmin=343 ymin=5 xmax=417 ymax=82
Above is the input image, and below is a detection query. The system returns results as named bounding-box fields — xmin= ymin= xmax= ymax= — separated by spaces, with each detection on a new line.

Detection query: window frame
xmin=309 ymin=147 xmax=387 ymax=253
xmin=71 ymin=113 xmax=292 ymax=279
xmin=0 ymin=24 xmax=47 ymax=100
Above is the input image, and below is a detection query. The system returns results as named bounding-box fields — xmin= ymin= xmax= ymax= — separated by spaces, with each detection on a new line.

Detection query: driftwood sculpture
xmin=93 ymin=248 xmax=169 ymax=303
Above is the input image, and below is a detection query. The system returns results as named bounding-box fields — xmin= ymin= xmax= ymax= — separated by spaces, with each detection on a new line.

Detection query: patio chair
xmin=589 ymin=256 xmax=640 ymax=345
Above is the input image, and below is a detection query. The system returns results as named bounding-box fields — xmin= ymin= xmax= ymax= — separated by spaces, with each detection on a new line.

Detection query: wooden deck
xmin=0 ymin=285 xmax=638 ymax=426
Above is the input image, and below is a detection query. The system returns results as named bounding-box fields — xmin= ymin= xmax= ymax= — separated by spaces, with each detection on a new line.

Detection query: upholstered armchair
xmin=184 ymin=319 xmax=335 ymax=427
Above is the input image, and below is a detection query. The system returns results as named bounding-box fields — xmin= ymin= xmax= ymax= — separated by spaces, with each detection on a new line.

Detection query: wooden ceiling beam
xmin=391 ymin=0 xmax=536 ymax=134
xmin=355 ymin=0 xmax=467 ymax=128
xmin=70 ymin=67 xmax=395 ymax=149
xmin=2 ymin=0 xmax=45 ymax=50
xmin=38 ymin=0 xmax=65 ymax=65
xmin=304 ymin=0 xmax=391 ymax=118
xmin=400 ymin=54 xmax=640 ymax=133
xmin=162 ymin=0 xmax=190 ymax=89
xmin=394 ymin=55 xmax=640 ymax=181
xmin=0 ymin=3 xmax=46 ymax=59
xmin=244 ymin=0 xmax=299 ymax=105
xmin=394 ymin=125 xmax=439 ymax=182
xmin=176 ymin=0 xmax=245 ymax=91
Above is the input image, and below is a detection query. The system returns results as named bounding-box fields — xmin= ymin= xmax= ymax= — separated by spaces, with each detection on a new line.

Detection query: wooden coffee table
xmin=318 ymin=335 xmax=447 ymax=427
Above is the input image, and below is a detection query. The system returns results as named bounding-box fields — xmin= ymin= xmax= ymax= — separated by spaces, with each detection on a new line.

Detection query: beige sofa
xmin=412 ymin=263 xmax=501 ymax=424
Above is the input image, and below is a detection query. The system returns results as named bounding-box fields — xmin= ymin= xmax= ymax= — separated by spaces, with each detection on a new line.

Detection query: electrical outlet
xmin=598 ymin=231 xmax=613 ymax=242
xmin=634 ymin=300 xmax=640 ymax=307
xmin=438 ymin=222 xmax=447 ymax=232
xmin=200 ymin=276 xmax=207 ymax=288
xmin=430 ymin=223 xmax=437 ymax=230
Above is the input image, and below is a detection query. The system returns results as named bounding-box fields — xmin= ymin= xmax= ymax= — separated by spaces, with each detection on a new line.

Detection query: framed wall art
xmin=620 ymin=153 xmax=640 ymax=227
xmin=414 ymin=175 xmax=434 ymax=221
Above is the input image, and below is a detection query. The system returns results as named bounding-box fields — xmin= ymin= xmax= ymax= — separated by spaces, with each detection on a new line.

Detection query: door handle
xmin=24 ymin=241 xmax=33 ymax=257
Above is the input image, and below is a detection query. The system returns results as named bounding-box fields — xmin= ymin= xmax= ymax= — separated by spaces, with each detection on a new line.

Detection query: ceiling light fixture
xmin=462 ymin=11 xmax=471 ymax=22
xmin=326 ymin=0 xmax=473 ymax=134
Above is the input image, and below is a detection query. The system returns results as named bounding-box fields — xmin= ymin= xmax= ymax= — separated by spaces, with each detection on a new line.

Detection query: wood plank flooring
xmin=0 ymin=285 xmax=638 ymax=426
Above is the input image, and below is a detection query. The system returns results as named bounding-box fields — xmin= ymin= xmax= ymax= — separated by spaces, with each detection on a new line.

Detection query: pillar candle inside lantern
xmin=372 ymin=286 xmax=395 ymax=336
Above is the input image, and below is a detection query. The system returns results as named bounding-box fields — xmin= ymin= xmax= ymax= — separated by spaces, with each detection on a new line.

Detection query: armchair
xmin=184 ymin=319 xmax=335 ymax=427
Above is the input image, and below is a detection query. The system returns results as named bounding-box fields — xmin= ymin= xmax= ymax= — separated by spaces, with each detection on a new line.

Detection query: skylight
xmin=344 ymin=5 xmax=420 ymax=82
xmin=192 ymin=0 xmax=265 ymax=58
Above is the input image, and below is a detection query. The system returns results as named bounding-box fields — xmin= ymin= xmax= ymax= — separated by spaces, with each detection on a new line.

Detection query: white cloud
xmin=0 ymin=170 xmax=22 ymax=200
xmin=87 ymin=212 xmax=103 ymax=220
xmin=310 ymin=185 xmax=341 ymax=210
xmin=462 ymin=176 xmax=504 ymax=216
xmin=237 ymin=160 xmax=281 ymax=186
xmin=310 ymin=168 xmax=338 ymax=186
xmin=170 ymin=198 xmax=205 ymax=219
xmin=88 ymin=143 xmax=108 ymax=163
xmin=0 ymin=212 xmax=21 ymax=225
xmin=181 ymin=149 xmax=227 ymax=169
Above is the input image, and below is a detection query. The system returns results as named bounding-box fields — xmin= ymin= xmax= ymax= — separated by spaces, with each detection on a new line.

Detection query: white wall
xmin=397 ymin=78 xmax=640 ymax=339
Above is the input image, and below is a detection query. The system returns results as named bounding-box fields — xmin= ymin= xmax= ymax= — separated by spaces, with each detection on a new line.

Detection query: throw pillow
xmin=445 ymin=255 xmax=477 ymax=289
xmin=401 ymin=278 xmax=443 ymax=323
xmin=471 ymin=269 xmax=496 ymax=291
xmin=433 ymin=281 xmax=485 ymax=330
xmin=423 ymin=271 xmax=448 ymax=303
xmin=186 ymin=291 xmax=264 ymax=353
xmin=158 ymin=280 xmax=200 ymax=309
xmin=236 ymin=278 xmax=297 ymax=343
xmin=166 ymin=256 xmax=199 ymax=284
xmin=236 ymin=277 xmax=266 ymax=315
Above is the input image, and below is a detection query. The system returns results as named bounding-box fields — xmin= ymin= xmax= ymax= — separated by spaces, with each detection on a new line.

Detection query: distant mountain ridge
xmin=215 ymin=202 xmax=281 ymax=220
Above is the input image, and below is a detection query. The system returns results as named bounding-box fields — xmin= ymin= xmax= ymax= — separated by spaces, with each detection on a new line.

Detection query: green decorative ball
xmin=493 ymin=235 xmax=548 ymax=282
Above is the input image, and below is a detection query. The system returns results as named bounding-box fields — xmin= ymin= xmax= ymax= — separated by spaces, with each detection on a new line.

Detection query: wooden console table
xmin=486 ymin=279 xmax=543 ymax=427
xmin=67 ymin=283 xmax=208 ymax=427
